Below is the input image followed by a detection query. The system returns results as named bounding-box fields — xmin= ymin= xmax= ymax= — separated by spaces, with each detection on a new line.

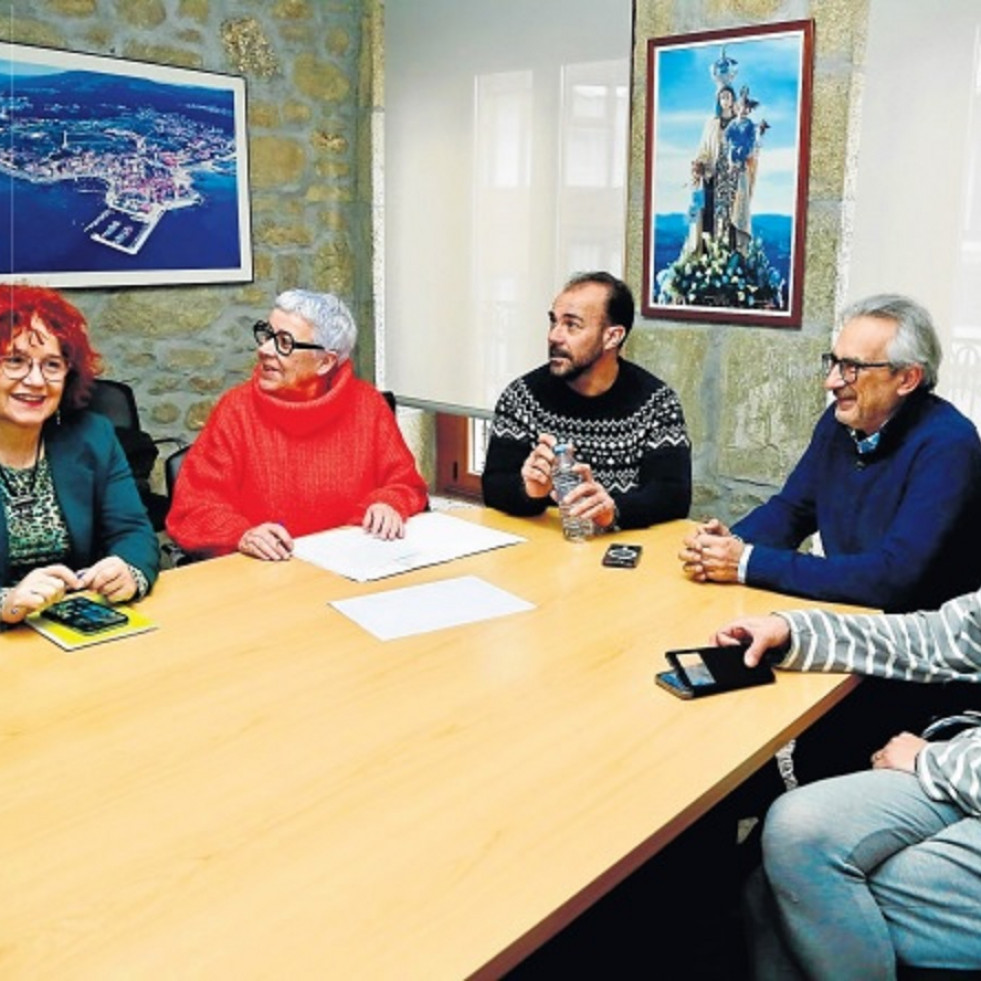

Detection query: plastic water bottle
xmin=552 ymin=443 xmax=593 ymax=542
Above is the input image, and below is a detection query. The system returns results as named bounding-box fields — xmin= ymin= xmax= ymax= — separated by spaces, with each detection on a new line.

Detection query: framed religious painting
xmin=642 ymin=21 xmax=814 ymax=327
xmin=0 ymin=42 xmax=252 ymax=289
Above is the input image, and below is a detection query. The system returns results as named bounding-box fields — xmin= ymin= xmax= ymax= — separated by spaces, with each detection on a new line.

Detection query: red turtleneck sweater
xmin=166 ymin=362 xmax=429 ymax=556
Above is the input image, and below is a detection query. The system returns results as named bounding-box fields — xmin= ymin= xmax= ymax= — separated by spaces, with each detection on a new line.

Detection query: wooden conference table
xmin=0 ymin=510 xmax=866 ymax=979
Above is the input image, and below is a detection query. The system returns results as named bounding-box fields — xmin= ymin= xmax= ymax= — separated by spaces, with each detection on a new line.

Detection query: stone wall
xmin=625 ymin=0 xmax=868 ymax=524
xmin=6 ymin=0 xmax=870 ymax=512
xmin=2 ymin=0 xmax=377 ymax=444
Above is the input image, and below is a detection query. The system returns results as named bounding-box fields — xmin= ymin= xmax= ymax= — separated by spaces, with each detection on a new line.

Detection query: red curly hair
xmin=0 ymin=285 xmax=103 ymax=411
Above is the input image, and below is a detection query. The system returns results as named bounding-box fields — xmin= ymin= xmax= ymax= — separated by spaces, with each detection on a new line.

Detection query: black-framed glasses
xmin=0 ymin=353 xmax=70 ymax=381
xmin=821 ymin=352 xmax=897 ymax=385
xmin=253 ymin=321 xmax=326 ymax=357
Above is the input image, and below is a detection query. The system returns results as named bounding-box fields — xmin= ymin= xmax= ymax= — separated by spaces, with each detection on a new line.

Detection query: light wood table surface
xmin=0 ymin=509 xmax=867 ymax=980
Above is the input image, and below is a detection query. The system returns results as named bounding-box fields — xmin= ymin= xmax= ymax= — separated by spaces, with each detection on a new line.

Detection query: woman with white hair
xmin=167 ymin=289 xmax=428 ymax=559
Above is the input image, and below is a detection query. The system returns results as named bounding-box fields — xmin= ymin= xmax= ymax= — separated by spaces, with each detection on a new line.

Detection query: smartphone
xmin=602 ymin=544 xmax=642 ymax=568
xmin=654 ymin=668 xmax=694 ymax=699
xmin=656 ymin=644 xmax=775 ymax=699
xmin=41 ymin=596 xmax=129 ymax=634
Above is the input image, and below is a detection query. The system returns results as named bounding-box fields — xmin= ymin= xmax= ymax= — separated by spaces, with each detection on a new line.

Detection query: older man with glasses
xmin=680 ymin=293 xmax=981 ymax=614
xmin=167 ymin=289 xmax=428 ymax=560
xmin=680 ymin=293 xmax=981 ymax=783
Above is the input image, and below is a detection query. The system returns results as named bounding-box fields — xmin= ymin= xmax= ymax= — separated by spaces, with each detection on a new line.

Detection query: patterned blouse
xmin=0 ymin=456 xmax=148 ymax=606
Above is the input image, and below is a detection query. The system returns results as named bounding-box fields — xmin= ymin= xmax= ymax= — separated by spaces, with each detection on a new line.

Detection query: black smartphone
xmin=602 ymin=544 xmax=642 ymax=568
xmin=656 ymin=644 xmax=775 ymax=699
xmin=41 ymin=596 xmax=129 ymax=634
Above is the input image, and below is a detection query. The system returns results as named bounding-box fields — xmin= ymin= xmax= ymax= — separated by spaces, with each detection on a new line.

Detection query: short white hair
xmin=274 ymin=289 xmax=357 ymax=363
xmin=839 ymin=293 xmax=940 ymax=391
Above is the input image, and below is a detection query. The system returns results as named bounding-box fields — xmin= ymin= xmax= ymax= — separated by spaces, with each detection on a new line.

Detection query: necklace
xmin=0 ymin=439 xmax=42 ymax=515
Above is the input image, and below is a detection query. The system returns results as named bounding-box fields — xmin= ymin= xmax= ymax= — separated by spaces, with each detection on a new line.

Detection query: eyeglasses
xmin=821 ymin=352 xmax=898 ymax=385
xmin=0 ymin=354 xmax=70 ymax=381
xmin=253 ymin=321 xmax=326 ymax=357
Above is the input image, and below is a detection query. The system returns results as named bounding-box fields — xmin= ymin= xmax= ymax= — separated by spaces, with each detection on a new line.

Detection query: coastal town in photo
xmin=0 ymin=45 xmax=250 ymax=286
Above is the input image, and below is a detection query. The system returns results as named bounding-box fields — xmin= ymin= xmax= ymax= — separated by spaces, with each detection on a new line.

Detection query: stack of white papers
xmin=292 ymin=511 xmax=526 ymax=582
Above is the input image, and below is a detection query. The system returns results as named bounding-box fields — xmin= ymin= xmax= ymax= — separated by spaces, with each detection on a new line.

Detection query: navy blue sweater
xmin=733 ymin=392 xmax=981 ymax=613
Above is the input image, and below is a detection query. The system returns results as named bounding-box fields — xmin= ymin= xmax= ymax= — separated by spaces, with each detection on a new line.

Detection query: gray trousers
xmin=744 ymin=769 xmax=981 ymax=980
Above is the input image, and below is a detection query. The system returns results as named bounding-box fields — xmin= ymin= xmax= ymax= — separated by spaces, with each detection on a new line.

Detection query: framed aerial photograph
xmin=0 ymin=42 xmax=252 ymax=289
xmin=642 ymin=21 xmax=814 ymax=327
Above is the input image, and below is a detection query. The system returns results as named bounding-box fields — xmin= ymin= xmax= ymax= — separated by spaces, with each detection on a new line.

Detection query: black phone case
xmin=602 ymin=544 xmax=642 ymax=568
xmin=665 ymin=645 xmax=775 ymax=698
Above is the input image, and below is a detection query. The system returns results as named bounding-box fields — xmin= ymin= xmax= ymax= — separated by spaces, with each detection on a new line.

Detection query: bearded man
xmin=481 ymin=271 xmax=691 ymax=531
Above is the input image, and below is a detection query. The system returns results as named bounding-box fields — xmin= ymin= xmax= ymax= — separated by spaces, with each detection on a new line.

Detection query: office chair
xmin=164 ymin=443 xmax=190 ymax=500
xmin=88 ymin=379 xmax=186 ymax=531
xmin=159 ymin=442 xmax=197 ymax=568
xmin=87 ymin=377 xmax=141 ymax=429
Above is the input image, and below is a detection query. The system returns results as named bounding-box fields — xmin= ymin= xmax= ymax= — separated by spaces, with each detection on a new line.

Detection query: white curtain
xmin=382 ymin=0 xmax=633 ymax=412
xmin=846 ymin=0 xmax=981 ymax=427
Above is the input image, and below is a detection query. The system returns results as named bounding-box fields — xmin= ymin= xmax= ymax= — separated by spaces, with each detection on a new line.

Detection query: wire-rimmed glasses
xmin=0 ymin=354 xmax=70 ymax=382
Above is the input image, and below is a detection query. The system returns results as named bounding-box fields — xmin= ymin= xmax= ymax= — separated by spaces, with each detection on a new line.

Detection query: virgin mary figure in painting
xmin=656 ymin=46 xmax=784 ymax=312
xmin=685 ymin=82 xmax=738 ymax=255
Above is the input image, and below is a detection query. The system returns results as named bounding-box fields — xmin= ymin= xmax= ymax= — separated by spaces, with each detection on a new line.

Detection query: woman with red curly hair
xmin=0 ymin=285 xmax=158 ymax=627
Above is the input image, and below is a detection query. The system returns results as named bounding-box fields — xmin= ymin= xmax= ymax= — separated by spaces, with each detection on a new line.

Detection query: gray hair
xmin=274 ymin=289 xmax=357 ymax=363
xmin=839 ymin=293 xmax=941 ymax=391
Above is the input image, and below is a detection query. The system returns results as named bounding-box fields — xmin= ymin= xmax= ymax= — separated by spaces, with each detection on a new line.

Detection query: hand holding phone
xmin=655 ymin=644 xmax=775 ymax=699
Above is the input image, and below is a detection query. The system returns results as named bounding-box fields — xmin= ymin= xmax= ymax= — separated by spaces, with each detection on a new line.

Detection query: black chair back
xmin=165 ymin=444 xmax=190 ymax=499
xmin=88 ymin=379 xmax=141 ymax=430
xmin=88 ymin=378 xmax=184 ymax=532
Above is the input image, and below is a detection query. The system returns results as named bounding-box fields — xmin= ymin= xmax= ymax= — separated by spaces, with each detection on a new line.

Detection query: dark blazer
xmin=0 ymin=412 xmax=160 ymax=589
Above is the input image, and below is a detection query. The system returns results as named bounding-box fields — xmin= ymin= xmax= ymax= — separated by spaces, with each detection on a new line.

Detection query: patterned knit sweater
xmin=166 ymin=362 xmax=428 ymax=556
xmin=481 ymin=360 xmax=691 ymax=529
xmin=780 ymin=594 xmax=981 ymax=816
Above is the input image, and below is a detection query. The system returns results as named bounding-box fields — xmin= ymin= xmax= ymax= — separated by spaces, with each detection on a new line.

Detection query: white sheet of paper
xmin=292 ymin=512 xmax=526 ymax=581
xmin=329 ymin=575 xmax=534 ymax=641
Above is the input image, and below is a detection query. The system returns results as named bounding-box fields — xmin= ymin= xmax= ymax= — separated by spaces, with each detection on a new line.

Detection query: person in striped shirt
xmin=713 ymin=596 xmax=981 ymax=978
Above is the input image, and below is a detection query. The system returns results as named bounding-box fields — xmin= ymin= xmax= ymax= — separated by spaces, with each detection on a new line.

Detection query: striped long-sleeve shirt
xmin=779 ymin=591 xmax=981 ymax=816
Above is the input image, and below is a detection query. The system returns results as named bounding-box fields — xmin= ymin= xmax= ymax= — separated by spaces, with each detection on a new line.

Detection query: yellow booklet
xmin=25 ymin=593 xmax=157 ymax=651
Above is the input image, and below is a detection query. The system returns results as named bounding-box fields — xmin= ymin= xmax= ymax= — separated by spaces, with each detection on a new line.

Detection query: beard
xmin=548 ymin=341 xmax=604 ymax=382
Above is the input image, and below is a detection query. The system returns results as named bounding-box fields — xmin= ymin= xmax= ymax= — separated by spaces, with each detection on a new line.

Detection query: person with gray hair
xmin=679 ymin=292 xmax=981 ymax=613
xmin=676 ymin=292 xmax=981 ymax=790
xmin=841 ymin=292 xmax=942 ymax=391
xmin=274 ymin=288 xmax=358 ymax=363
xmin=167 ymin=289 xmax=428 ymax=558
